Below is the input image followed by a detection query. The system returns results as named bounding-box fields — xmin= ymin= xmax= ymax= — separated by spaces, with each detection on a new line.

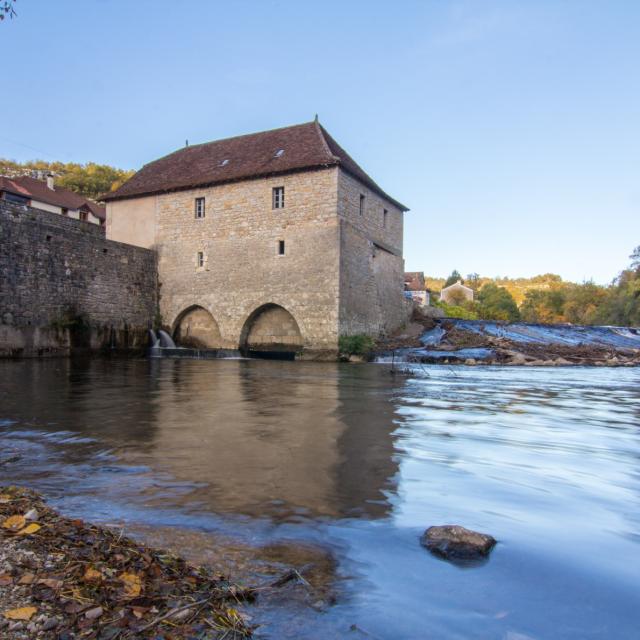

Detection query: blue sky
xmin=1 ymin=1 xmax=638 ymax=283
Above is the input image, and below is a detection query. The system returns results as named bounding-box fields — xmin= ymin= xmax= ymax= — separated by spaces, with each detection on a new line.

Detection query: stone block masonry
xmin=0 ymin=201 xmax=157 ymax=357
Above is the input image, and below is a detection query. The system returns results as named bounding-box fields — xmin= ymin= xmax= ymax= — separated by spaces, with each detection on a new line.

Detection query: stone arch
xmin=173 ymin=305 xmax=223 ymax=349
xmin=239 ymin=303 xmax=303 ymax=356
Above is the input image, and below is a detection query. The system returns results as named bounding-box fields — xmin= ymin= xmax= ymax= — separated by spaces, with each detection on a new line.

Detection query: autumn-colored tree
xmin=0 ymin=158 xmax=134 ymax=201
xmin=563 ymin=282 xmax=608 ymax=325
xmin=520 ymin=289 xmax=566 ymax=323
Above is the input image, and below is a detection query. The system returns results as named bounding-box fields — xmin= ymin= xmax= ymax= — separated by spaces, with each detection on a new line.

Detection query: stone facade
xmin=0 ymin=201 xmax=157 ymax=357
xmin=107 ymin=165 xmax=407 ymax=356
xmin=337 ymin=170 xmax=406 ymax=336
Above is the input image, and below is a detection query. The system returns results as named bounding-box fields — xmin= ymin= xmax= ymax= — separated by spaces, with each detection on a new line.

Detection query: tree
xmin=477 ymin=283 xmax=520 ymax=322
xmin=563 ymin=282 xmax=608 ymax=325
xmin=630 ymin=245 xmax=640 ymax=273
xmin=444 ymin=270 xmax=462 ymax=288
xmin=0 ymin=1 xmax=16 ymax=21
xmin=520 ymin=289 xmax=566 ymax=323
xmin=466 ymin=273 xmax=481 ymax=291
xmin=447 ymin=289 xmax=469 ymax=306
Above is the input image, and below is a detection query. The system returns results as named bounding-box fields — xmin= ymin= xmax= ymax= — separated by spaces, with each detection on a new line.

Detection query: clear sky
xmin=1 ymin=1 xmax=638 ymax=283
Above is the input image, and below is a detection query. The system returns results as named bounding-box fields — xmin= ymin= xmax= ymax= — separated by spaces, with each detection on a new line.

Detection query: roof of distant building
xmin=441 ymin=280 xmax=474 ymax=293
xmin=0 ymin=175 xmax=105 ymax=220
xmin=102 ymin=121 xmax=409 ymax=211
xmin=404 ymin=271 xmax=426 ymax=291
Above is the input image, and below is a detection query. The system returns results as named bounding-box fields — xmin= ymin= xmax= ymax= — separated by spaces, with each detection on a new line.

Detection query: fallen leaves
xmin=3 ymin=606 xmax=37 ymax=620
xmin=120 ymin=572 xmax=142 ymax=598
xmin=17 ymin=522 xmax=41 ymax=536
xmin=83 ymin=566 xmax=103 ymax=582
xmin=2 ymin=514 xmax=26 ymax=531
xmin=0 ymin=486 xmax=257 ymax=638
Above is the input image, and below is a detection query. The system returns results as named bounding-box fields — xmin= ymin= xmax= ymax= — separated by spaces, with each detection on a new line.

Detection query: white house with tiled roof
xmin=0 ymin=174 xmax=105 ymax=226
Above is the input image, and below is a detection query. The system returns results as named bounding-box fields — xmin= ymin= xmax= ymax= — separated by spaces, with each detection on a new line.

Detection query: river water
xmin=0 ymin=358 xmax=639 ymax=639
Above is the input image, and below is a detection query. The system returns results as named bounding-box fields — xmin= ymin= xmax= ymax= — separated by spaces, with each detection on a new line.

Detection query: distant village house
xmin=439 ymin=280 xmax=474 ymax=305
xmin=404 ymin=271 xmax=430 ymax=307
xmin=0 ymin=173 xmax=105 ymax=226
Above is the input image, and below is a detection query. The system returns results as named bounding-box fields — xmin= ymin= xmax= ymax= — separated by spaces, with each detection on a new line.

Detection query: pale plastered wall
xmin=106 ymin=195 xmax=158 ymax=249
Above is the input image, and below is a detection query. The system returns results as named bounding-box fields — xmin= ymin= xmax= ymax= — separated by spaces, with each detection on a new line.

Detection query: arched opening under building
xmin=239 ymin=303 xmax=303 ymax=360
xmin=173 ymin=305 xmax=223 ymax=349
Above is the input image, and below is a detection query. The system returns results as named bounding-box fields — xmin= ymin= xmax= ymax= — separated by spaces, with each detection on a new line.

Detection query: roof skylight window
xmin=274 ymin=149 xmax=285 ymax=158
xmin=219 ymin=159 xmax=229 ymax=166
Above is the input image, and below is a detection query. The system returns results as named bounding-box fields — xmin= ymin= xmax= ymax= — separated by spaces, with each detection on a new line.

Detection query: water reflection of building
xmin=150 ymin=360 xmax=400 ymax=520
xmin=0 ymin=358 xmax=400 ymax=522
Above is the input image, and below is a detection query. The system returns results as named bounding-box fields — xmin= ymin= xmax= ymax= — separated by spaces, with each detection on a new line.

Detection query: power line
xmin=0 ymin=136 xmax=67 ymax=160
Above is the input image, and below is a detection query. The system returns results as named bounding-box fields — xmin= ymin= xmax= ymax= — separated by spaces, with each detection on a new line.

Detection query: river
xmin=0 ymin=358 xmax=639 ymax=639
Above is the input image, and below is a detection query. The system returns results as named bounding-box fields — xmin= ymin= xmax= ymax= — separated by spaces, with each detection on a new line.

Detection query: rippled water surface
xmin=1 ymin=358 xmax=639 ymax=639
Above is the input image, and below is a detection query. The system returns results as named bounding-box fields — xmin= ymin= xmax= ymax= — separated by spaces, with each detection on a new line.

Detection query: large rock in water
xmin=420 ymin=525 xmax=496 ymax=561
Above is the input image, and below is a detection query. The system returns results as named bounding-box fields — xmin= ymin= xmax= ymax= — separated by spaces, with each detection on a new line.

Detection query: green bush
xmin=434 ymin=301 xmax=479 ymax=320
xmin=338 ymin=334 xmax=375 ymax=356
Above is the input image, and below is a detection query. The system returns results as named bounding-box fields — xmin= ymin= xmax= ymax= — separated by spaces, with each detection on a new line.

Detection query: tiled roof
xmin=404 ymin=271 xmax=426 ymax=291
xmin=102 ymin=121 xmax=408 ymax=210
xmin=0 ymin=176 xmax=105 ymax=219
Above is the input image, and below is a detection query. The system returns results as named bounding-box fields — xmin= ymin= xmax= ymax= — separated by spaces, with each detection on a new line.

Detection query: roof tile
xmin=102 ymin=121 xmax=408 ymax=210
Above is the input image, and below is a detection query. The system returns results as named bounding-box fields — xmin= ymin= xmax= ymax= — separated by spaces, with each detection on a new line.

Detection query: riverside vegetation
xmin=428 ymin=245 xmax=640 ymax=327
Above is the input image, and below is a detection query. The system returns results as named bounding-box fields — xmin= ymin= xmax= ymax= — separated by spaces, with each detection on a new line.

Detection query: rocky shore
xmin=0 ymin=486 xmax=256 ymax=639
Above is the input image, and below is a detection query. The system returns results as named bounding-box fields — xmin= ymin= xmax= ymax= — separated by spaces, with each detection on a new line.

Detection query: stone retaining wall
xmin=0 ymin=201 xmax=157 ymax=357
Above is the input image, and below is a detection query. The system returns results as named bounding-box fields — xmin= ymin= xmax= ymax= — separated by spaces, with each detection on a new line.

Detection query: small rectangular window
xmin=195 ymin=197 xmax=205 ymax=218
xmin=79 ymin=210 xmax=88 ymax=222
xmin=272 ymin=186 xmax=285 ymax=209
xmin=278 ymin=240 xmax=285 ymax=256
xmin=383 ymin=208 xmax=388 ymax=228
xmin=359 ymin=194 xmax=365 ymax=216
xmin=197 ymin=251 xmax=204 ymax=268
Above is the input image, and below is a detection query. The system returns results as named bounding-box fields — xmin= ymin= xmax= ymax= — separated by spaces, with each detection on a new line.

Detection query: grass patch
xmin=338 ymin=334 xmax=375 ymax=357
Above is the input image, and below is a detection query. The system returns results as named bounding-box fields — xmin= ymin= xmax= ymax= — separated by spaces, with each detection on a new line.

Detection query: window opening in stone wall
xmin=278 ymin=240 xmax=285 ymax=256
xmin=359 ymin=194 xmax=365 ymax=216
xmin=197 ymin=251 xmax=204 ymax=268
xmin=273 ymin=186 xmax=285 ymax=209
xmin=383 ymin=208 xmax=388 ymax=228
xmin=195 ymin=197 xmax=206 ymax=218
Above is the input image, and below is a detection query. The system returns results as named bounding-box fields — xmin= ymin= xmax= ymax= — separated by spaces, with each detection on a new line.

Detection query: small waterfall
xmin=158 ymin=330 xmax=177 ymax=349
xmin=148 ymin=329 xmax=160 ymax=348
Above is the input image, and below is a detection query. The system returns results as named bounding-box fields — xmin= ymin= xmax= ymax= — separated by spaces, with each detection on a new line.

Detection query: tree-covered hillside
xmin=0 ymin=158 xmax=134 ymax=201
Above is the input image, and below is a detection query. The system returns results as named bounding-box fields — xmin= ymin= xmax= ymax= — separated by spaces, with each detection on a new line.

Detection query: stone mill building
xmin=103 ymin=120 xmax=409 ymax=358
